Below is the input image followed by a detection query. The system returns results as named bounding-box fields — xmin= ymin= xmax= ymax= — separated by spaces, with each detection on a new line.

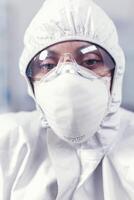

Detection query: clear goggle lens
xmin=26 ymin=41 xmax=115 ymax=82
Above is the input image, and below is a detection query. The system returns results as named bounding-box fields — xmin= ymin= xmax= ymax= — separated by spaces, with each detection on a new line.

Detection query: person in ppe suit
xmin=0 ymin=0 xmax=134 ymax=199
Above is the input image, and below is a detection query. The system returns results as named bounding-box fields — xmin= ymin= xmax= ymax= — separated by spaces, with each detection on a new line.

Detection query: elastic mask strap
xmin=35 ymin=101 xmax=50 ymax=128
xmin=100 ymin=76 xmax=112 ymax=92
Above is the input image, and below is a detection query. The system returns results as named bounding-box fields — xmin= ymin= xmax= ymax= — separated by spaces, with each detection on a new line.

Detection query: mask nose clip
xmin=56 ymin=53 xmax=79 ymax=75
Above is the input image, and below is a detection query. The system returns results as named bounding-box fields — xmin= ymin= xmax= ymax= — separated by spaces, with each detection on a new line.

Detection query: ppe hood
xmin=19 ymin=0 xmax=125 ymax=148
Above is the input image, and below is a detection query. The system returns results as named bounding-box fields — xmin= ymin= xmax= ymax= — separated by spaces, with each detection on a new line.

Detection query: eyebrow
xmin=39 ymin=45 xmax=100 ymax=57
xmin=80 ymin=45 xmax=97 ymax=54
xmin=43 ymin=50 xmax=59 ymax=57
xmin=36 ymin=50 xmax=59 ymax=61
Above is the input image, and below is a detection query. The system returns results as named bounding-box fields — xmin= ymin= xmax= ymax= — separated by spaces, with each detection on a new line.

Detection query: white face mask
xmin=34 ymin=63 xmax=110 ymax=145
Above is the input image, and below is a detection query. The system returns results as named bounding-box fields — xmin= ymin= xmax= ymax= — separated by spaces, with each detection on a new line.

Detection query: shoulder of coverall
xmin=120 ymin=107 xmax=134 ymax=129
xmin=105 ymin=108 xmax=134 ymax=179
xmin=108 ymin=107 xmax=134 ymax=156
xmin=0 ymin=110 xmax=45 ymax=151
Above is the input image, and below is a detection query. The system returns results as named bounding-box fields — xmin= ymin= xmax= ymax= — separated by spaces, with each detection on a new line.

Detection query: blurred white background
xmin=0 ymin=0 xmax=134 ymax=113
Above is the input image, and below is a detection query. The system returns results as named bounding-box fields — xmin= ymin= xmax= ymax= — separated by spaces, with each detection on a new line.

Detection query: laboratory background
xmin=0 ymin=0 xmax=134 ymax=113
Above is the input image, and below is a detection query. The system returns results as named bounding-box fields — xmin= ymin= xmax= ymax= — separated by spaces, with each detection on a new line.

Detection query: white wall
xmin=6 ymin=0 xmax=44 ymax=111
xmin=0 ymin=0 xmax=8 ymax=112
xmin=1 ymin=0 xmax=134 ymax=112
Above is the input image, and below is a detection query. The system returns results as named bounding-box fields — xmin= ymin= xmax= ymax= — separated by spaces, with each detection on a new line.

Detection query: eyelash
xmin=40 ymin=63 xmax=57 ymax=70
xmin=81 ymin=58 xmax=102 ymax=66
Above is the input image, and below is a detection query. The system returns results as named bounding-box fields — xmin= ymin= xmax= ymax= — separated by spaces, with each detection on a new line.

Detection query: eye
xmin=38 ymin=55 xmax=58 ymax=71
xmin=82 ymin=59 xmax=102 ymax=69
xmin=40 ymin=63 xmax=57 ymax=70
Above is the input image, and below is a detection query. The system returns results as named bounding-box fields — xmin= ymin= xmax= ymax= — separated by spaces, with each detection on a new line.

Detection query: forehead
xmin=44 ymin=40 xmax=93 ymax=54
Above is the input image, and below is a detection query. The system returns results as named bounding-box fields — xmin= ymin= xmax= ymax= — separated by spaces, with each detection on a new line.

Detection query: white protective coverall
xmin=0 ymin=0 xmax=134 ymax=199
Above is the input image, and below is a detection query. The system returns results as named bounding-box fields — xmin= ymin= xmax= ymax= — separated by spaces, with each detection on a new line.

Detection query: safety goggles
xmin=26 ymin=41 xmax=115 ymax=82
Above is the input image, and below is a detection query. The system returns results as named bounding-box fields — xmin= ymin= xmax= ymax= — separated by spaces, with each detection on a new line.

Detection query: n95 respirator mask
xmin=33 ymin=57 xmax=110 ymax=144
